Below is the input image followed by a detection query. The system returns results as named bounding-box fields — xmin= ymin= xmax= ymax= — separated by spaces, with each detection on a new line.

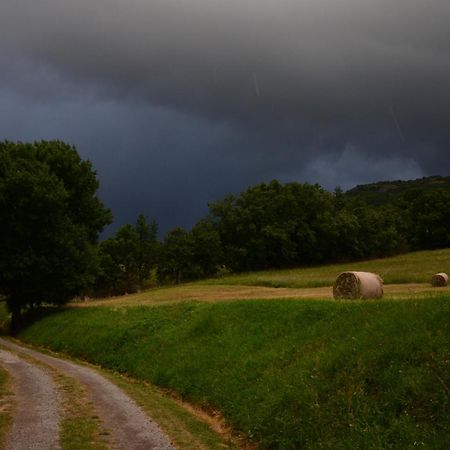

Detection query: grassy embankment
xmin=0 ymin=304 xmax=234 ymax=450
xmin=17 ymin=297 xmax=450 ymax=449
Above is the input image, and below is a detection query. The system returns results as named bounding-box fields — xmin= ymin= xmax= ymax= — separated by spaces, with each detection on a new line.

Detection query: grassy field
xmin=17 ymin=297 xmax=450 ymax=449
xmin=77 ymin=248 xmax=450 ymax=308
xmin=199 ymin=248 xmax=450 ymax=288
xmin=5 ymin=249 xmax=450 ymax=448
xmin=0 ymin=302 xmax=235 ymax=449
xmin=80 ymin=282 xmax=450 ymax=308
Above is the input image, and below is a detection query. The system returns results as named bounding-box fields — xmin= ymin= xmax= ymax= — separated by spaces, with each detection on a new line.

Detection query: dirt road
xmin=0 ymin=348 xmax=61 ymax=450
xmin=0 ymin=338 xmax=175 ymax=450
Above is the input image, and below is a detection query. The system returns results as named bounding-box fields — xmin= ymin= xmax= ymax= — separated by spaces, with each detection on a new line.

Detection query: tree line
xmin=96 ymin=171 xmax=450 ymax=294
xmin=1 ymin=141 xmax=449 ymax=327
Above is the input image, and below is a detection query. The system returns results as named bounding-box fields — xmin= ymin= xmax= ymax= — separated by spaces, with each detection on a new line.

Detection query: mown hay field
xmin=80 ymin=248 xmax=450 ymax=308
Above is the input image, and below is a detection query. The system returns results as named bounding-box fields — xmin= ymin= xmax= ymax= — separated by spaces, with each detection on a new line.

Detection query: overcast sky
xmin=1 ymin=0 xmax=449 ymax=234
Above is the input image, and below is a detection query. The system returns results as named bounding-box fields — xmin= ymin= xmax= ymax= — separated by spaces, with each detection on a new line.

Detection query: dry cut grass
xmin=76 ymin=282 xmax=450 ymax=308
xmin=73 ymin=248 xmax=450 ymax=308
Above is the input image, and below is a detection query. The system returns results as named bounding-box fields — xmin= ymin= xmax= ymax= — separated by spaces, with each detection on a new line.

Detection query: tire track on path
xmin=0 ymin=338 xmax=175 ymax=450
xmin=0 ymin=348 xmax=61 ymax=450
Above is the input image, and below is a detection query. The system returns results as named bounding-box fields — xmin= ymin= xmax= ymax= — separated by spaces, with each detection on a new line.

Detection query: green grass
xmin=55 ymin=369 xmax=109 ymax=450
xmin=17 ymin=296 xmax=450 ymax=449
xmin=199 ymin=248 xmax=450 ymax=288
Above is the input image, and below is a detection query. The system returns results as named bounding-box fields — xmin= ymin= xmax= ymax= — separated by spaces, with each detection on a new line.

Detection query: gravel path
xmin=0 ymin=348 xmax=61 ymax=450
xmin=0 ymin=338 xmax=175 ymax=450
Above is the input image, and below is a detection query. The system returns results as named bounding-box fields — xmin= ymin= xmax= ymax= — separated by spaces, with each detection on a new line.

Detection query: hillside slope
xmin=345 ymin=174 xmax=450 ymax=205
xmin=18 ymin=296 xmax=450 ymax=449
xmin=200 ymin=248 xmax=450 ymax=288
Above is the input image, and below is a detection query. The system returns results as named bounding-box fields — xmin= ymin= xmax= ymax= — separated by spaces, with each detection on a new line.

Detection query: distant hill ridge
xmin=345 ymin=175 xmax=450 ymax=204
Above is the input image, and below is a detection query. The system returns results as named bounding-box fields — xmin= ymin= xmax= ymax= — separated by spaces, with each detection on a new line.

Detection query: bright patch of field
xmin=199 ymin=248 xmax=450 ymax=288
xmin=74 ymin=248 xmax=450 ymax=308
xmin=77 ymin=283 xmax=450 ymax=308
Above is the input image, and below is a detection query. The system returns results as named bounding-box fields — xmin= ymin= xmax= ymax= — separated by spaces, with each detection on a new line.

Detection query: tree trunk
xmin=10 ymin=306 xmax=21 ymax=336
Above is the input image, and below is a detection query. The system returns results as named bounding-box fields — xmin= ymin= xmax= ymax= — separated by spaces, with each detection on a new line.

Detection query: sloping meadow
xmin=199 ymin=248 xmax=450 ymax=288
xmin=18 ymin=297 xmax=449 ymax=449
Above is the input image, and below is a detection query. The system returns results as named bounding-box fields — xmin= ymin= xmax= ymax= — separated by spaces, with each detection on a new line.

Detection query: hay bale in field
xmin=333 ymin=271 xmax=383 ymax=300
xmin=431 ymin=272 xmax=449 ymax=287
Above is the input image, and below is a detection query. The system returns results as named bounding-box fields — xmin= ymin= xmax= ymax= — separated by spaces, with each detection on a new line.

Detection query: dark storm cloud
xmin=1 ymin=0 xmax=449 ymax=230
xmin=0 ymin=84 xmax=282 ymax=233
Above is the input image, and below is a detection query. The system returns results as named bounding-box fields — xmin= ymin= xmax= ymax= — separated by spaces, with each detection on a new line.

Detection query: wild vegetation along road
xmin=0 ymin=338 xmax=175 ymax=450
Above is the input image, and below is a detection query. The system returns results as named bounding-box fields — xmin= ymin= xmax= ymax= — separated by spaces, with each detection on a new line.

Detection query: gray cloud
xmin=1 ymin=1 xmax=449 ymax=231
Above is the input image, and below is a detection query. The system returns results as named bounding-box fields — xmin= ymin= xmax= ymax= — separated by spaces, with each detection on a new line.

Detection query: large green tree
xmin=0 ymin=141 xmax=111 ymax=332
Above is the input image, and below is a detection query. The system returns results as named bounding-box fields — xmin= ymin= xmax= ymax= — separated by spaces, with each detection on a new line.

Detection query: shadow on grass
xmin=0 ymin=305 xmax=70 ymax=337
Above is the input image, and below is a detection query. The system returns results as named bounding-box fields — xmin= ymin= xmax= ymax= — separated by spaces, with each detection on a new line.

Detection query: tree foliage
xmin=0 ymin=141 xmax=111 ymax=330
xmin=151 ymin=179 xmax=449 ymax=282
xmin=158 ymin=227 xmax=194 ymax=284
xmin=157 ymin=219 xmax=224 ymax=284
xmin=407 ymin=190 xmax=450 ymax=250
xmin=207 ymin=180 xmax=409 ymax=271
xmin=94 ymin=215 xmax=158 ymax=296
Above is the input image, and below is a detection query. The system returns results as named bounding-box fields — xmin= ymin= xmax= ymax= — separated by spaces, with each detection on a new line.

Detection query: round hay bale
xmin=333 ymin=271 xmax=383 ymax=300
xmin=431 ymin=272 xmax=448 ymax=287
